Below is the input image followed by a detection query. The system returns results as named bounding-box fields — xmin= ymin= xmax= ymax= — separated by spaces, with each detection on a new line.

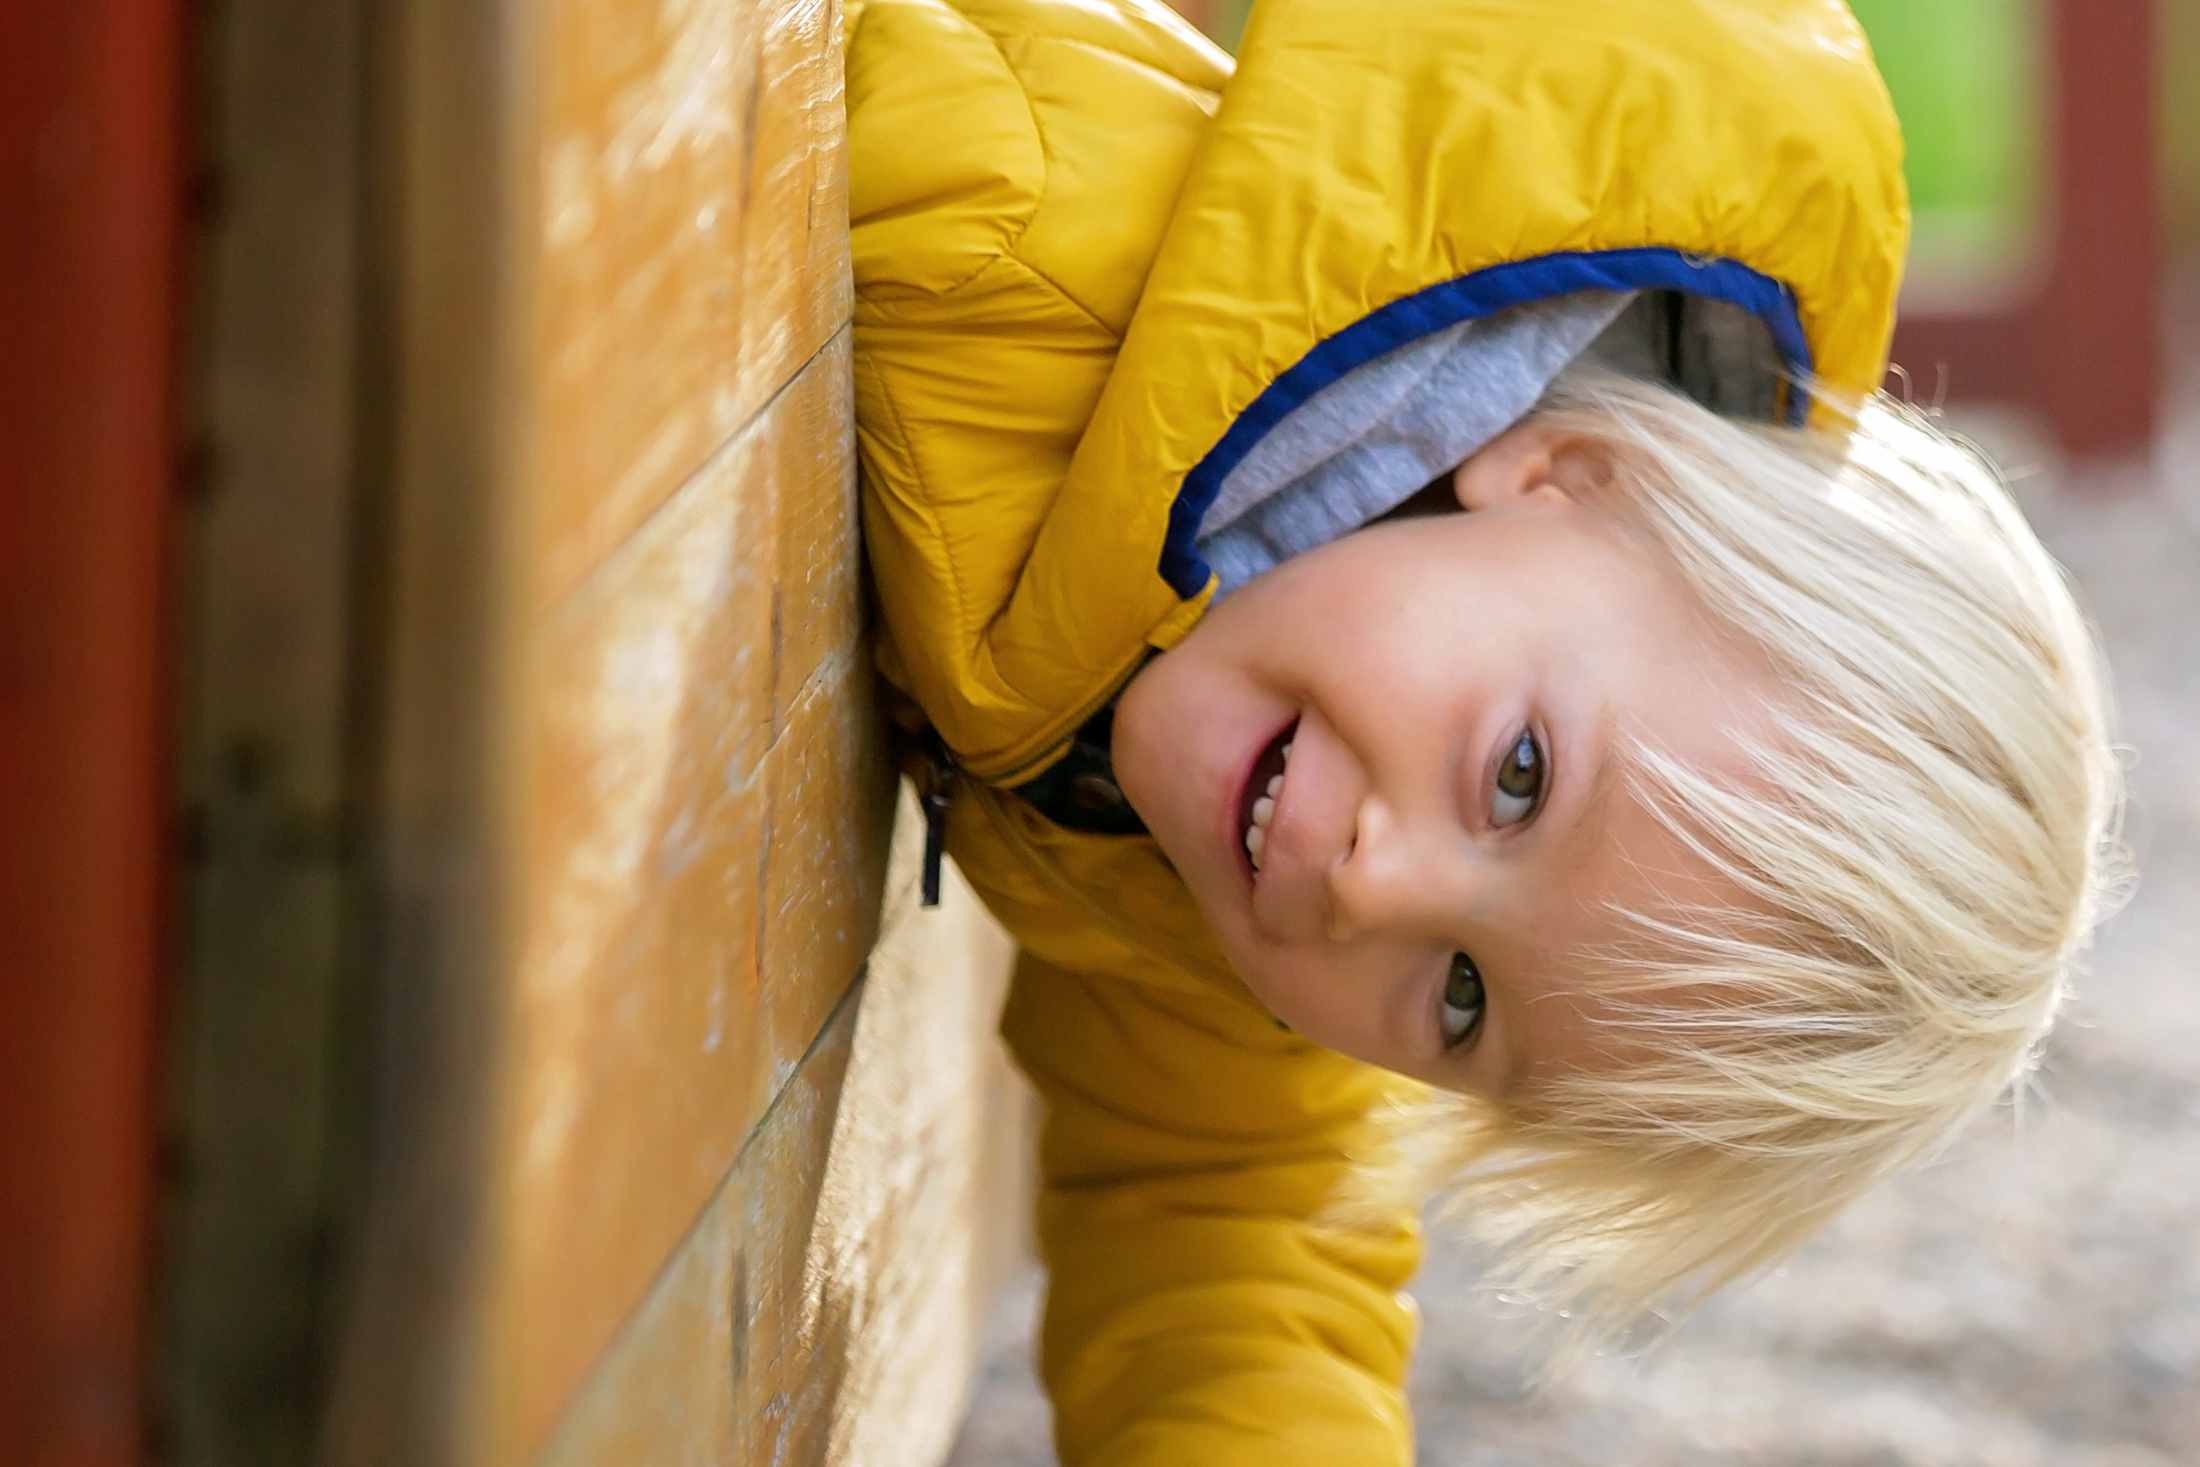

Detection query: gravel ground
xmin=944 ymin=395 xmax=2200 ymax=1467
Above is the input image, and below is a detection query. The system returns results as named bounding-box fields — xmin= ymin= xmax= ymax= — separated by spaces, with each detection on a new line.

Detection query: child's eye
xmin=1493 ymin=730 xmax=1544 ymax=826
xmin=1439 ymin=952 xmax=1486 ymax=1049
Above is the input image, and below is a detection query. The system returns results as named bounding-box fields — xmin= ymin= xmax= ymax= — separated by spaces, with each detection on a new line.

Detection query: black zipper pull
xmin=920 ymin=787 xmax=951 ymax=907
xmin=918 ymin=731 xmax=959 ymax=908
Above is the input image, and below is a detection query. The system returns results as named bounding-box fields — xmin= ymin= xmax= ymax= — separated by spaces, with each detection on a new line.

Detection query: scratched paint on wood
xmin=757 ymin=660 xmax=895 ymax=1102
xmin=307 ymin=0 xmax=932 ymax=1459
xmin=503 ymin=337 xmax=882 ymax=1458
xmin=536 ymin=796 xmax=1025 ymax=1467
xmin=798 ymin=798 xmax=1028 ymax=1467
xmin=534 ymin=0 xmax=849 ymax=608
xmin=373 ymin=0 xmax=1030 ymax=1457
xmin=735 ymin=0 xmax=850 ymax=413
xmin=537 ymin=982 xmax=860 ymax=1467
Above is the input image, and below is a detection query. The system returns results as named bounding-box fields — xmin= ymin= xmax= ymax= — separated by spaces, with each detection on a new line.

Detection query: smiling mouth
xmin=1238 ymin=718 xmax=1298 ymax=875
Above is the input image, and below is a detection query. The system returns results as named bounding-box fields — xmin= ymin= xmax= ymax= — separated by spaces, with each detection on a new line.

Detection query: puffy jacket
xmin=845 ymin=2 xmax=1905 ymax=1461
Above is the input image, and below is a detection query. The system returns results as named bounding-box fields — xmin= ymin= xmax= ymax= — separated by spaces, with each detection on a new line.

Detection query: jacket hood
xmin=855 ymin=0 xmax=1907 ymax=785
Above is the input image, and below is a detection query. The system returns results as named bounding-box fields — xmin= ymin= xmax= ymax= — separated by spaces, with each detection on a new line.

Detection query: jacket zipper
xmin=917 ymin=720 xmax=1138 ymax=944
xmin=917 ymin=660 xmax=1145 ymax=899
xmin=916 ymin=728 xmax=960 ymax=907
xmin=958 ymin=758 xmax=1248 ymax=997
xmin=922 ymin=725 xmax=1259 ymax=1010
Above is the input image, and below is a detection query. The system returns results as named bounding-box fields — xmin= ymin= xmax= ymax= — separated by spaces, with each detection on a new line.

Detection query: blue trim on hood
xmin=1158 ymin=249 xmax=1814 ymax=599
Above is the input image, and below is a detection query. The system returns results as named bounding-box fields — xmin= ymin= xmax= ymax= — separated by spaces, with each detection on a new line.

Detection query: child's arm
xmin=1003 ymin=951 xmax=1421 ymax=1466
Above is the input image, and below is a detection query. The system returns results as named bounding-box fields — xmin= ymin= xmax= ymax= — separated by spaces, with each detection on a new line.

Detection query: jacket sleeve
xmin=1001 ymin=950 xmax=1423 ymax=1466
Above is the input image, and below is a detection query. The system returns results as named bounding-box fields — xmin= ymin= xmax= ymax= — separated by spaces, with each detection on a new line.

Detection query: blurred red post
xmin=0 ymin=4 xmax=182 ymax=1466
xmin=1171 ymin=0 xmax=1222 ymax=38
xmin=1892 ymin=0 xmax=2161 ymax=459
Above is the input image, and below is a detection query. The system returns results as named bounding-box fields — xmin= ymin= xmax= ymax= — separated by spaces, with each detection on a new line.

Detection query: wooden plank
xmin=160 ymin=0 xmax=366 ymax=1457
xmin=537 ymin=981 xmax=859 ymax=1467
xmin=178 ymin=1 xmax=363 ymax=815
xmin=760 ymin=800 xmax=1031 ymax=1467
xmin=500 ymin=335 xmax=888 ymax=1457
xmin=733 ymin=0 xmax=853 ymax=437
xmin=321 ymin=2 xmax=921 ymax=1459
xmin=532 ymin=0 xmax=851 ymax=608
xmin=537 ymin=797 xmax=1028 ymax=1467
xmin=312 ymin=0 xmax=529 ymax=1456
xmin=756 ymin=653 xmax=897 ymax=1117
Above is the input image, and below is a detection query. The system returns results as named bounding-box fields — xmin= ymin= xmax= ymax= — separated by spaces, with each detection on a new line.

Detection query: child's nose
xmin=1324 ymin=797 xmax=1452 ymax=943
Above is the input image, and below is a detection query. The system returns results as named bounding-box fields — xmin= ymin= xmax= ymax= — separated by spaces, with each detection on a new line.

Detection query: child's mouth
xmin=1238 ymin=718 xmax=1297 ymax=877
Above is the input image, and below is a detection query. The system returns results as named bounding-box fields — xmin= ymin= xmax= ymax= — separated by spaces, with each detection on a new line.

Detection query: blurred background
xmin=949 ymin=4 xmax=2200 ymax=1465
xmin=4 ymin=1 xmax=2195 ymax=1465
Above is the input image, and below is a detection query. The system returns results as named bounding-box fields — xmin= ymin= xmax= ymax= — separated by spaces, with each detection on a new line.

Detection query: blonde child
xmin=846 ymin=0 xmax=2123 ymax=1460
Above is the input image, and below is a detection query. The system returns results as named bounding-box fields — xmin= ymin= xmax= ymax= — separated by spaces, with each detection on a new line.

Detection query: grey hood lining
xmin=1193 ymin=290 xmax=1784 ymax=601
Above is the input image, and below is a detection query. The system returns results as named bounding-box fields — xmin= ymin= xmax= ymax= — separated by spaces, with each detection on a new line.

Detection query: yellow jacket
xmin=846 ymin=1 xmax=1905 ymax=1460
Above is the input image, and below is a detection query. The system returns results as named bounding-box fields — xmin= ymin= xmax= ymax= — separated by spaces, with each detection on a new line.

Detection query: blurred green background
xmin=1847 ymin=0 xmax=2036 ymax=266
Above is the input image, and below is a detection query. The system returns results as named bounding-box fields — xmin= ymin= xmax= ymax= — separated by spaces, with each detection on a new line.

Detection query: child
xmin=845 ymin=0 xmax=2123 ymax=1462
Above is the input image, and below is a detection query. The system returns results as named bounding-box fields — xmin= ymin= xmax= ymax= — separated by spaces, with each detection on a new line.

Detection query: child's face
xmin=1115 ymin=423 xmax=1774 ymax=1098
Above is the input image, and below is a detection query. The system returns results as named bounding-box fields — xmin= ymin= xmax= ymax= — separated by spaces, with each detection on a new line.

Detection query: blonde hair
xmin=1376 ymin=370 xmax=2127 ymax=1362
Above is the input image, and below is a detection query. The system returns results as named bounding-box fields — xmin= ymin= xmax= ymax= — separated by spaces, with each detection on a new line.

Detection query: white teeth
xmin=1248 ymin=739 xmax=1294 ymax=873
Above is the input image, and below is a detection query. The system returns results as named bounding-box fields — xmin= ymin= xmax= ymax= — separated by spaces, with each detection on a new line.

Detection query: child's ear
xmin=1451 ymin=421 xmax=1610 ymax=512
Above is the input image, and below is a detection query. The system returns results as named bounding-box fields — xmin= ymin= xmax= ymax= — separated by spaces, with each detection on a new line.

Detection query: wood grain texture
xmin=537 ymin=797 xmax=1027 ymax=1467
xmin=324 ymin=1 xmax=1027 ymax=1460
xmin=785 ymin=806 xmax=1030 ymax=1467
xmin=536 ymin=987 xmax=860 ymax=1467
xmin=533 ymin=0 xmax=850 ymax=608
xmin=501 ymin=335 xmax=892 ymax=1458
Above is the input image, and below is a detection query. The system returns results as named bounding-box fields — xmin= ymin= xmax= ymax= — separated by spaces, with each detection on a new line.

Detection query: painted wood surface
xmin=315 ymin=1 xmax=1027 ymax=1461
xmin=505 ymin=337 xmax=896 ymax=1454
xmin=532 ymin=0 xmax=852 ymax=608
xmin=539 ymin=802 xmax=1026 ymax=1467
